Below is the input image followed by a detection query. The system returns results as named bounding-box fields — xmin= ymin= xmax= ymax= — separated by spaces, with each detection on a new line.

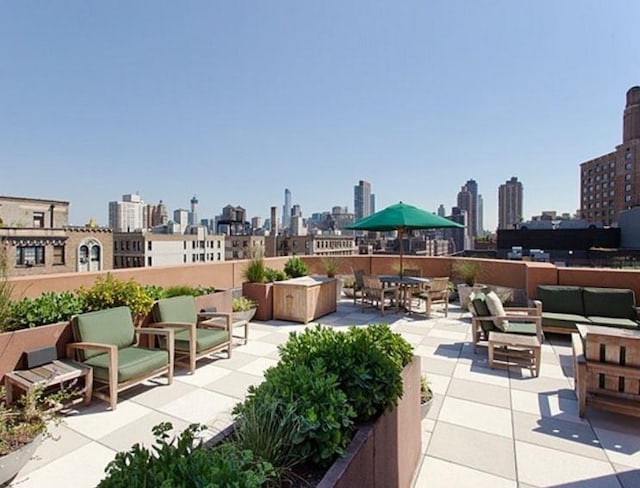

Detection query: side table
xmin=488 ymin=332 xmax=541 ymax=377
xmin=4 ymin=359 xmax=93 ymax=407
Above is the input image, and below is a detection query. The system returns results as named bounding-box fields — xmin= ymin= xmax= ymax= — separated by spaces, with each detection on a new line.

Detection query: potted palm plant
xmin=241 ymin=252 xmax=274 ymax=321
xmin=453 ymin=260 xmax=482 ymax=310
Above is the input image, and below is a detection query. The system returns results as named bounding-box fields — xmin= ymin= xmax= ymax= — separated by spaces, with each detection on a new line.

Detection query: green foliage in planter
xmin=236 ymin=361 xmax=355 ymax=467
xmin=453 ymin=259 xmax=481 ymax=286
xmin=78 ymin=274 xmax=154 ymax=322
xmin=99 ymin=422 xmax=274 ymax=488
xmin=0 ymin=385 xmax=69 ymax=456
xmin=321 ymin=257 xmax=339 ymax=278
xmin=7 ymin=292 xmax=85 ymax=331
xmin=142 ymin=285 xmax=165 ymax=301
xmin=283 ymin=257 xmax=308 ymax=278
xmin=244 ymin=255 xmax=266 ymax=283
xmin=278 ymin=324 xmax=412 ymax=423
xmin=264 ymin=268 xmax=286 ymax=282
xmin=0 ymin=247 xmax=13 ymax=333
xmin=162 ymin=285 xmax=215 ymax=299
xmin=232 ymin=296 xmax=256 ymax=312
xmin=233 ymin=398 xmax=304 ymax=486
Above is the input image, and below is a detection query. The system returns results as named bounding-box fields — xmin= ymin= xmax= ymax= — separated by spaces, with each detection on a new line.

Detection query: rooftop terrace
xmin=9 ymin=298 xmax=640 ymax=488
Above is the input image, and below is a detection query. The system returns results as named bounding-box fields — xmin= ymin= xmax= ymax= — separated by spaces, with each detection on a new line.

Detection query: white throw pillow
xmin=484 ymin=291 xmax=509 ymax=331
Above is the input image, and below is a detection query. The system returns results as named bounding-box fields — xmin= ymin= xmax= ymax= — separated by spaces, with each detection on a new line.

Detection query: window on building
xmin=595 ymin=184 xmax=600 ymax=190
xmin=147 ymin=256 xmax=152 ymax=266
xmin=217 ymin=241 xmax=221 ymax=249
xmin=125 ymin=241 xmax=130 ymax=250
xmin=610 ymin=161 xmax=616 ymax=168
xmin=626 ymin=151 xmax=632 ymax=160
xmin=16 ymin=246 xmax=45 ymax=266
xmin=148 ymin=241 xmax=152 ymax=251
xmin=625 ymin=195 xmax=632 ymax=202
xmin=626 ymin=173 xmax=632 ymax=181
xmin=625 ymin=162 xmax=632 ymax=170
xmin=217 ymin=252 xmax=221 ymax=260
xmin=33 ymin=212 xmax=45 ymax=228
xmin=183 ymin=255 xmax=187 ymax=263
xmin=626 ymin=184 xmax=632 ymax=191
xmin=53 ymin=245 xmax=65 ymax=265
xmin=610 ymin=190 xmax=615 ymax=196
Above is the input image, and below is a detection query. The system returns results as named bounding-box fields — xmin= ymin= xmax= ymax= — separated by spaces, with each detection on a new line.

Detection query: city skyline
xmin=1 ymin=2 xmax=639 ymax=229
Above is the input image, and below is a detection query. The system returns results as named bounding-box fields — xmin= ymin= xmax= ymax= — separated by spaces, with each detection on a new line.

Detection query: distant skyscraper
xmin=370 ymin=194 xmax=376 ymax=215
xmin=174 ymin=209 xmax=188 ymax=227
xmin=354 ymin=180 xmax=372 ymax=221
xmin=456 ymin=185 xmax=473 ymax=245
xmin=152 ymin=200 xmax=168 ymax=226
xmin=437 ymin=204 xmax=446 ymax=217
xmin=477 ymin=195 xmax=484 ymax=235
xmin=282 ymin=189 xmax=292 ymax=230
xmin=498 ymin=177 xmax=523 ymax=229
xmin=108 ymin=193 xmax=145 ymax=232
xmin=189 ymin=195 xmax=198 ymax=226
xmin=580 ymin=86 xmax=640 ymax=225
xmin=291 ymin=204 xmax=301 ymax=218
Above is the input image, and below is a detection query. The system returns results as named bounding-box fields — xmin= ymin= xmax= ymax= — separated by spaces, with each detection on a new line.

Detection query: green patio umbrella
xmin=345 ymin=202 xmax=464 ymax=276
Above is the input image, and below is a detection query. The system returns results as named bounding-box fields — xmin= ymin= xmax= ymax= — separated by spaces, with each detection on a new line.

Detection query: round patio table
xmin=379 ymin=275 xmax=431 ymax=313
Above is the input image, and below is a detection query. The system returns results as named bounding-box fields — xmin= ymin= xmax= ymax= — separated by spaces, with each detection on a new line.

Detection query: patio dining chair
xmin=362 ymin=274 xmax=399 ymax=315
xmin=352 ymin=269 xmax=365 ymax=306
xmin=414 ymin=277 xmax=450 ymax=317
xmin=150 ymin=295 xmax=235 ymax=374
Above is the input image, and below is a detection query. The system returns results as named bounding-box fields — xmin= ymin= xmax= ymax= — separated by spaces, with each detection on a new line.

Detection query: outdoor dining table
xmin=379 ymin=275 xmax=431 ymax=313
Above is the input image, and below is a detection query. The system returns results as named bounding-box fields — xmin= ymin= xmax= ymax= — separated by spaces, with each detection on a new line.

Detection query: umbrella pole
xmin=399 ymin=228 xmax=404 ymax=278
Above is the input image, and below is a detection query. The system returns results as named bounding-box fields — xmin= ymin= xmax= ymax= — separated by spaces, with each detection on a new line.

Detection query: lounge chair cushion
xmin=541 ymin=312 xmax=588 ymax=330
xmin=153 ymin=296 xmax=198 ymax=325
xmin=173 ymin=327 xmax=230 ymax=353
xmin=84 ymin=346 xmax=169 ymax=382
xmin=587 ymin=316 xmax=640 ymax=330
xmin=537 ymin=286 xmax=584 ymax=315
xmin=504 ymin=322 xmax=538 ymax=335
xmin=583 ymin=288 xmax=637 ymax=320
xmin=72 ymin=307 xmax=136 ymax=359
xmin=470 ymin=292 xmax=495 ymax=334
xmin=484 ymin=291 xmax=508 ymax=331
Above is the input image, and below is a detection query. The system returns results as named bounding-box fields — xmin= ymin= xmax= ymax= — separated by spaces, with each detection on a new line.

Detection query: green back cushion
xmin=73 ymin=307 xmax=135 ymax=359
xmin=583 ymin=288 xmax=637 ymax=320
xmin=470 ymin=292 xmax=495 ymax=334
xmin=153 ymin=296 xmax=198 ymax=324
xmin=537 ymin=286 xmax=584 ymax=315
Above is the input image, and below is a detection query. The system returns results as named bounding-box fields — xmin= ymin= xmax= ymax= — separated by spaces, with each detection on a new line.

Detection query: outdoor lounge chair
xmin=67 ymin=306 xmax=175 ymax=410
xmin=362 ymin=274 xmax=399 ymax=315
xmin=573 ymin=324 xmax=640 ymax=418
xmin=150 ymin=295 xmax=234 ymax=374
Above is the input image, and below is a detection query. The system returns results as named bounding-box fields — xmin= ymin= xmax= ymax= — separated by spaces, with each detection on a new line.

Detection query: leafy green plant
xmin=278 ymin=324 xmax=412 ymax=423
xmin=142 ymin=284 xmax=165 ymax=301
xmin=0 ymin=385 xmax=70 ymax=457
xmin=8 ymin=292 xmax=85 ymax=331
xmin=321 ymin=257 xmax=340 ymax=278
xmin=99 ymin=422 xmax=274 ymax=488
xmin=162 ymin=285 xmax=214 ymax=298
xmin=0 ymin=246 xmax=14 ymax=332
xmin=235 ymin=361 xmax=355 ymax=467
xmin=78 ymin=274 xmax=154 ymax=324
xmin=264 ymin=268 xmax=286 ymax=282
xmin=232 ymin=296 xmax=256 ymax=312
xmin=283 ymin=257 xmax=308 ymax=278
xmin=233 ymin=397 xmax=305 ymax=486
xmin=453 ymin=260 xmax=481 ymax=286
xmin=243 ymin=254 xmax=266 ymax=283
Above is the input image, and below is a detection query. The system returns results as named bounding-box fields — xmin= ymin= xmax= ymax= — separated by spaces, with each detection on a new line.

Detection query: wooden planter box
xmin=242 ymin=282 xmax=273 ymax=321
xmin=194 ymin=289 xmax=233 ymax=314
xmin=273 ymin=276 xmax=337 ymax=324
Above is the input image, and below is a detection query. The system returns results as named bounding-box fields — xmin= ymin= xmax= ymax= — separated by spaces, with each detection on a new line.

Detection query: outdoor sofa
xmin=537 ymin=285 xmax=640 ymax=335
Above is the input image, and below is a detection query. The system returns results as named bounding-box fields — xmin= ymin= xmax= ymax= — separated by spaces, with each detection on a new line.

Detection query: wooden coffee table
xmin=4 ymin=359 xmax=93 ymax=407
xmin=488 ymin=332 xmax=541 ymax=377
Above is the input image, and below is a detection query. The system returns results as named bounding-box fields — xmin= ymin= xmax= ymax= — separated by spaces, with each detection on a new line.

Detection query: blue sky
xmin=1 ymin=1 xmax=639 ymax=230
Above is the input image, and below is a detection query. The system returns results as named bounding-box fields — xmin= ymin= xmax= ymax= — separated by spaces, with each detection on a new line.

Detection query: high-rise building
xmin=282 ymin=188 xmax=292 ymax=230
xmin=108 ymin=193 xmax=145 ymax=232
xmin=173 ymin=209 xmax=188 ymax=227
xmin=437 ymin=204 xmax=446 ymax=217
xmin=152 ymin=200 xmax=168 ymax=226
xmin=456 ymin=182 xmax=476 ymax=245
xmin=477 ymin=194 xmax=484 ymax=235
xmin=354 ymin=180 xmax=372 ymax=221
xmin=189 ymin=195 xmax=199 ymax=226
xmin=498 ymin=177 xmax=523 ymax=229
xmin=370 ymin=194 xmax=376 ymax=215
xmin=463 ymin=179 xmax=479 ymax=237
xmin=580 ymin=86 xmax=640 ymax=225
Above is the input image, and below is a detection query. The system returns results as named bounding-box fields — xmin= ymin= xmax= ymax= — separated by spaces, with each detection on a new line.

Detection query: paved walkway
xmin=11 ymin=301 xmax=640 ymax=487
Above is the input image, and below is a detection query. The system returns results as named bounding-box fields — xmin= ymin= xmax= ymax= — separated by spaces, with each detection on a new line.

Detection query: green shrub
xmin=142 ymin=284 xmax=165 ymax=301
xmin=232 ymin=296 xmax=256 ymax=312
xmin=99 ymin=422 xmax=274 ymax=488
xmin=78 ymin=274 xmax=154 ymax=323
xmin=243 ymin=255 xmax=266 ymax=283
xmin=8 ymin=292 xmax=85 ymax=331
xmin=0 ymin=248 xmax=13 ymax=333
xmin=278 ymin=324 xmax=412 ymax=423
xmin=264 ymin=268 xmax=286 ymax=282
xmin=283 ymin=257 xmax=308 ymax=278
xmin=236 ymin=361 xmax=355 ymax=467
xmin=162 ymin=285 xmax=214 ymax=299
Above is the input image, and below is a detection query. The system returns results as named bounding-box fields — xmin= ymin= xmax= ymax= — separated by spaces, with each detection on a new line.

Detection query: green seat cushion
xmin=583 ymin=288 xmax=637 ymax=320
xmin=153 ymin=296 xmax=198 ymax=324
xmin=586 ymin=316 xmax=640 ymax=330
xmin=84 ymin=346 xmax=169 ymax=382
xmin=73 ymin=307 xmax=135 ymax=359
xmin=470 ymin=292 xmax=495 ymax=334
xmin=537 ymin=286 xmax=584 ymax=315
xmin=174 ymin=328 xmax=229 ymax=353
xmin=541 ymin=312 xmax=589 ymax=330
xmin=504 ymin=322 xmax=538 ymax=335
